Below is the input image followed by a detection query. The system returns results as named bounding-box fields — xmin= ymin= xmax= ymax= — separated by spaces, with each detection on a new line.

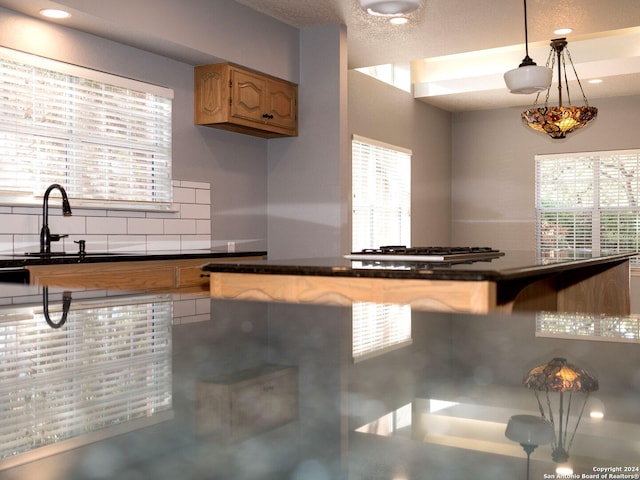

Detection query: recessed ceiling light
xmin=554 ymin=27 xmax=573 ymax=35
xmin=389 ymin=17 xmax=409 ymax=25
xmin=39 ymin=8 xmax=71 ymax=19
xmin=588 ymin=79 xmax=603 ymax=84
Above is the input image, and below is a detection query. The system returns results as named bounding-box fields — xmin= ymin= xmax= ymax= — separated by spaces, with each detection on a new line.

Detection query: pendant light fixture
xmin=505 ymin=415 xmax=554 ymax=480
xmin=359 ymin=0 xmax=420 ymax=15
xmin=523 ymin=357 xmax=599 ymax=463
xmin=504 ymin=0 xmax=552 ymax=94
xmin=521 ymin=38 xmax=598 ymax=139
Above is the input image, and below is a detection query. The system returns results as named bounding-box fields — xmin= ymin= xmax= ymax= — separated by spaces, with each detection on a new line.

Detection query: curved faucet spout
xmin=40 ymin=184 xmax=72 ymax=254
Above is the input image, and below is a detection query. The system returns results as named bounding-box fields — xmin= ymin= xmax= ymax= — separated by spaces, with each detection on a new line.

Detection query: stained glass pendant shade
xmin=523 ymin=357 xmax=599 ymax=463
xmin=522 ymin=38 xmax=598 ymax=139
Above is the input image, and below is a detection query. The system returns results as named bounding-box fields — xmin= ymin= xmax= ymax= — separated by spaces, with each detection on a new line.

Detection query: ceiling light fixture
xmin=39 ymin=8 xmax=71 ymax=19
xmin=359 ymin=0 xmax=420 ymax=15
xmin=522 ymin=38 xmax=598 ymax=139
xmin=504 ymin=0 xmax=552 ymax=94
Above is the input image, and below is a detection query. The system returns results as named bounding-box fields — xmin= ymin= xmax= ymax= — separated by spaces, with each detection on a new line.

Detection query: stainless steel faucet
xmin=40 ymin=183 xmax=72 ymax=253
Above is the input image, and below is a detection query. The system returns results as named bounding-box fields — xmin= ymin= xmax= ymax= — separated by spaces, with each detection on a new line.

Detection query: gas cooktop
xmin=344 ymin=246 xmax=504 ymax=263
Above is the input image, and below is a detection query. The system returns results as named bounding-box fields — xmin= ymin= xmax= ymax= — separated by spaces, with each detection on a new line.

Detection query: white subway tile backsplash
xmin=147 ymin=235 xmax=181 ymax=251
xmin=172 ymin=295 xmax=211 ymax=324
xmin=48 ymin=215 xmax=86 ymax=235
xmin=87 ymin=217 xmax=127 ymax=235
xmin=12 ymin=207 xmax=41 ymax=216
xmin=0 ymin=213 xmax=39 ymax=234
xmin=195 ymin=297 xmax=211 ymax=315
xmin=72 ymin=208 xmax=106 ymax=217
xmin=180 ymin=180 xmax=210 ymax=190
xmin=195 ymin=189 xmax=211 ymax=205
xmin=108 ymin=235 xmax=147 ymax=252
xmin=0 ymin=181 xmax=211 ymax=254
xmin=196 ymin=220 xmax=211 ymax=235
xmin=180 ymin=203 xmax=210 ymax=220
xmin=127 ymin=218 xmax=164 ymax=235
xmin=173 ymin=298 xmax=196 ymax=317
xmin=174 ymin=187 xmax=196 ymax=204
xmin=146 ymin=210 xmax=177 ymax=219
xmin=164 ymin=219 xmax=197 ymax=235
xmin=180 ymin=235 xmax=211 ymax=250
xmin=0 ymin=235 xmax=13 ymax=254
xmin=74 ymin=236 xmax=108 ymax=252
xmin=13 ymin=235 xmax=39 ymax=254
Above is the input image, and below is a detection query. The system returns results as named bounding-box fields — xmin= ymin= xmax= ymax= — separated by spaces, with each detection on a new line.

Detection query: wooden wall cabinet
xmin=195 ymin=365 xmax=298 ymax=442
xmin=194 ymin=63 xmax=298 ymax=138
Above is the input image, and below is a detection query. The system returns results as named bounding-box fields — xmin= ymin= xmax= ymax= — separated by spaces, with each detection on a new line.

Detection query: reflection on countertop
xmin=0 ymin=284 xmax=638 ymax=479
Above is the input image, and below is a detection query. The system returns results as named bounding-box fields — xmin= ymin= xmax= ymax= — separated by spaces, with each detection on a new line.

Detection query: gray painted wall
xmin=348 ymin=71 xmax=452 ymax=247
xmin=0 ymin=5 xmax=300 ymax=252
xmin=0 ymin=5 xmax=454 ymax=259
xmin=451 ymin=95 xmax=640 ymax=311
xmin=451 ymin=95 xmax=640 ymax=250
xmin=268 ymin=25 xmax=349 ymax=259
xmin=56 ymin=0 xmax=301 ymax=82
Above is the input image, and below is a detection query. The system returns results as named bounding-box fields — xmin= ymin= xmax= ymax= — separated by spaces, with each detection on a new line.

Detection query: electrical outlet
xmin=227 ymin=241 xmax=235 ymax=253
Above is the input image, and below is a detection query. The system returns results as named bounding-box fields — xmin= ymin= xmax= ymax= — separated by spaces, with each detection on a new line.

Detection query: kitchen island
xmin=202 ymin=251 xmax=635 ymax=314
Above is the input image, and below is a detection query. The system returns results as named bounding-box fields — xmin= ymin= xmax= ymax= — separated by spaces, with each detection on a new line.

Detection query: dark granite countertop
xmin=0 ymin=249 xmax=266 ymax=268
xmin=201 ymin=250 xmax=637 ymax=282
xmin=0 ymin=283 xmax=638 ymax=479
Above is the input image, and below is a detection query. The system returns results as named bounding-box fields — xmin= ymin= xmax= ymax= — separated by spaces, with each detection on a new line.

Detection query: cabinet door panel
xmin=266 ymin=79 xmax=297 ymax=131
xmin=200 ymin=72 xmax=227 ymax=119
xmin=231 ymin=69 xmax=267 ymax=124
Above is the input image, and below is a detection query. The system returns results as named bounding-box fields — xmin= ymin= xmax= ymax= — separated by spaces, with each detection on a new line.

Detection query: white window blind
xmin=0 ymin=46 xmax=173 ymax=210
xmin=351 ymin=136 xmax=412 ymax=362
xmin=0 ymin=295 xmax=173 ymax=469
xmin=352 ymin=302 xmax=412 ymax=362
xmin=536 ymin=150 xmax=640 ymax=266
xmin=536 ymin=311 xmax=640 ymax=343
xmin=352 ymin=135 xmax=411 ymax=251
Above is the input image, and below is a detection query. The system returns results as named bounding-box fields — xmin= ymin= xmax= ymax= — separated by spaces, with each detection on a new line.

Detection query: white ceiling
xmin=1 ymin=0 xmax=639 ymax=111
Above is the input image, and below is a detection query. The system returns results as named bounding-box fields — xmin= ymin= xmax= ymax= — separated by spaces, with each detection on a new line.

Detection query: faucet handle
xmin=49 ymin=234 xmax=68 ymax=242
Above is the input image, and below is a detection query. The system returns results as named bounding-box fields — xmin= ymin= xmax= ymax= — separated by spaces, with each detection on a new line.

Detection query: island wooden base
xmin=209 ymin=259 xmax=630 ymax=315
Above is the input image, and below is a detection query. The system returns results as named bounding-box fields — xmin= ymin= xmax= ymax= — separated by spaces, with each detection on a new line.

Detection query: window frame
xmin=0 ymin=46 xmax=174 ymax=212
xmin=351 ymin=134 xmax=412 ymax=252
xmin=535 ymin=149 xmax=640 ymax=267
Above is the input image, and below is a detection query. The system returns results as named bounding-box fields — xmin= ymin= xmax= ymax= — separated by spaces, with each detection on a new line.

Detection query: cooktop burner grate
xmin=344 ymin=245 xmax=504 ymax=263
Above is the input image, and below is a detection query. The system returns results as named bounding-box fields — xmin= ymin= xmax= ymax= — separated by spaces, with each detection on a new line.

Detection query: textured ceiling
xmin=234 ymin=0 xmax=640 ymax=68
xmin=233 ymin=0 xmax=640 ymax=110
xmin=1 ymin=0 xmax=639 ymax=111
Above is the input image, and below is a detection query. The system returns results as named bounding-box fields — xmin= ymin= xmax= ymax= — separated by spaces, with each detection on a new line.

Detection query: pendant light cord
xmin=519 ymin=0 xmax=536 ymax=66
xmin=523 ymin=0 xmax=530 ymax=58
